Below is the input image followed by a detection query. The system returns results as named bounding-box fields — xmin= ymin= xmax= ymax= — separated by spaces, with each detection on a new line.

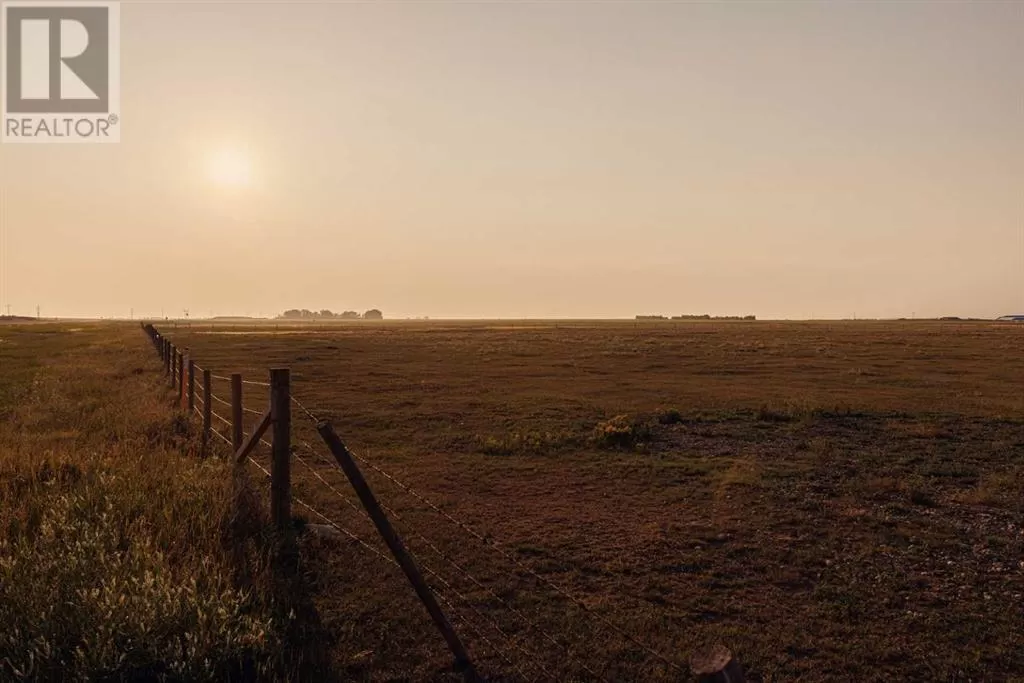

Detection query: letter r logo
xmin=3 ymin=4 xmax=111 ymax=113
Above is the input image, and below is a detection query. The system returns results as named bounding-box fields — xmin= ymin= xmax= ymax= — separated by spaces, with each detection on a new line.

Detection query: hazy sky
xmin=1 ymin=1 xmax=1021 ymax=319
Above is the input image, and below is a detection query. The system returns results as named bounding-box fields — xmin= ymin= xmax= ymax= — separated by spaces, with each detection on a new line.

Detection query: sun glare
xmin=207 ymin=148 xmax=253 ymax=188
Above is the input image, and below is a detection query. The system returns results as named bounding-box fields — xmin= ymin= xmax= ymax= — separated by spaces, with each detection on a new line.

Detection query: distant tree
xmin=281 ymin=309 xmax=303 ymax=319
xmin=319 ymin=309 xmax=335 ymax=318
xmin=363 ymin=309 xmax=383 ymax=320
xmin=340 ymin=311 xmax=360 ymax=319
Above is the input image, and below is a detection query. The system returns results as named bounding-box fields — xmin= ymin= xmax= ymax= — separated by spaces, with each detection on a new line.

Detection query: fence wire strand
xmin=147 ymin=329 xmax=665 ymax=679
xmin=293 ymin=441 xmax=591 ymax=666
xmin=209 ymin=392 xmax=231 ymax=408
xmin=290 ymin=444 xmax=565 ymax=682
xmin=287 ymin=402 xmax=675 ymax=675
xmin=290 ymin=448 xmax=538 ymax=680
xmin=210 ymin=408 xmax=232 ymax=428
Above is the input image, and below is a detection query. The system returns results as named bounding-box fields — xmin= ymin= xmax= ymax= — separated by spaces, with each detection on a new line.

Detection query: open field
xmin=4 ymin=320 xmax=1024 ymax=681
xmin=158 ymin=319 xmax=1023 ymax=681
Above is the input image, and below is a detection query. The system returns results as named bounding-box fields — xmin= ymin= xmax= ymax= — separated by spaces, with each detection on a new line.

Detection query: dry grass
xmin=0 ymin=324 xmax=313 ymax=681
xmin=6 ymin=320 xmax=1024 ymax=681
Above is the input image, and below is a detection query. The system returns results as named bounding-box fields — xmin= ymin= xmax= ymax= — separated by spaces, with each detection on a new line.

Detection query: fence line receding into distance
xmin=140 ymin=323 xmax=742 ymax=683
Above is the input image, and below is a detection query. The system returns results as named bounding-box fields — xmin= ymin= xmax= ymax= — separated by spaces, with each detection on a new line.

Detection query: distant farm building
xmin=996 ymin=315 xmax=1024 ymax=322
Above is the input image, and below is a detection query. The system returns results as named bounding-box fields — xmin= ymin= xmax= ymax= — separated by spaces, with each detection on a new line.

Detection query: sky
xmin=1 ymin=0 xmax=1022 ymax=320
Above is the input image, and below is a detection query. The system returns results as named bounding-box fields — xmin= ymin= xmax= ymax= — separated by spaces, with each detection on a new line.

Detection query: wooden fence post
xmin=231 ymin=373 xmax=243 ymax=452
xmin=187 ymin=359 xmax=195 ymax=412
xmin=202 ymin=369 xmax=212 ymax=456
xmin=316 ymin=421 xmax=479 ymax=682
xmin=177 ymin=350 xmax=184 ymax=403
xmin=270 ymin=368 xmax=291 ymax=532
xmin=169 ymin=344 xmax=176 ymax=386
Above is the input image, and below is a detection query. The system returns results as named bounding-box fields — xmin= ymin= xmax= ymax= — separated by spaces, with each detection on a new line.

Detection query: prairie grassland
xmin=0 ymin=323 xmax=321 ymax=681
xmin=162 ymin=319 xmax=1023 ymax=681
xmin=4 ymin=320 xmax=1024 ymax=682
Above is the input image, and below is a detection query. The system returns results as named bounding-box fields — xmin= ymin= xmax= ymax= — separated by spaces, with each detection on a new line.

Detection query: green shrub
xmin=592 ymin=415 xmax=651 ymax=450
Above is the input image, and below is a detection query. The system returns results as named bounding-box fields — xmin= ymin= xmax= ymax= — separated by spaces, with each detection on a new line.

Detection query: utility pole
xmin=36 ymin=305 xmax=39 ymax=319
xmin=130 ymin=307 xmax=133 ymax=321
xmin=4 ymin=304 xmax=10 ymax=317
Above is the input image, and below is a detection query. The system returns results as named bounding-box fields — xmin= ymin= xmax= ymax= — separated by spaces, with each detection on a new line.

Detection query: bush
xmin=656 ymin=408 xmax=683 ymax=425
xmin=0 ymin=485 xmax=277 ymax=681
xmin=592 ymin=415 xmax=651 ymax=450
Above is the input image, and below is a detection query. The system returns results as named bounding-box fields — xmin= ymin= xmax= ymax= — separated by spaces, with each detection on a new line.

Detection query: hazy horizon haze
xmin=2 ymin=1 xmax=1022 ymax=320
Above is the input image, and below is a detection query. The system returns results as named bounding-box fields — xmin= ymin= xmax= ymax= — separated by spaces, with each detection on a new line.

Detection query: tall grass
xmin=0 ymin=325 xmax=288 ymax=680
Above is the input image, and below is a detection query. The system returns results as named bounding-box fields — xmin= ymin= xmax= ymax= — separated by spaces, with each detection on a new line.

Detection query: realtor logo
xmin=2 ymin=1 xmax=120 ymax=143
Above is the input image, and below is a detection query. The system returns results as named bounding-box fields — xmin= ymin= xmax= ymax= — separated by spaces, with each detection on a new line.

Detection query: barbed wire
xmin=288 ymin=404 xmax=677 ymax=674
xmin=150 ymin=331 xmax=666 ymax=677
xmin=210 ymin=428 xmax=232 ymax=446
xmin=210 ymin=408 xmax=232 ymax=428
xmin=431 ymin=587 xmax=530 ymax=682
xmin=289 ymin=447 xmax=538 ymax=680
xmin=246 ymin=454 xmax=400 ymax=573
xmin=290 ymin=441 xmax=600 ymax=681
xmin=291 ymin=394 xmax=320 ymax=422
xmin=291 ymin=495 xmax=398 ymax=569
xmin=209 ymin=392 xmax=231 ymax=408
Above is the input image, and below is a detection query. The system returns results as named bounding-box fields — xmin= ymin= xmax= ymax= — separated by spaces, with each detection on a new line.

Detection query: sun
xmin=207 ymin=148 xmax=253 ymax=188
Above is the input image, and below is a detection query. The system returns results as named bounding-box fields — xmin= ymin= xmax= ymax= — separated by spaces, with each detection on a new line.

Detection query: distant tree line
xmin=278 ymin=309 xmax=383 ymax=320
xmin=636 ymin=314 xmax=756 ymax=321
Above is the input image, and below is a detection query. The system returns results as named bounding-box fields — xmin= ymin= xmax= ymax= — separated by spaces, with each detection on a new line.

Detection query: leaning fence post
xmin=202 ymin=369 xmax=212 ymax=456
xmin=187 ymin=359 xmax=195 ymax=412
xmin=270 ymin=368 xmax=291 ymax=532
xmin=231 ymin=373 xmax=243 ymax=452
xmin=316 ymin=421 xmax=479 ymax=682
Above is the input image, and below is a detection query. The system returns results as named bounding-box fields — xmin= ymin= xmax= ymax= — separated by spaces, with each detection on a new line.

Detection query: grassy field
xmin=4 ymin=320 xmax=1024 ymax=681
xmin=0 ymin=323 xmax=326 ymax=681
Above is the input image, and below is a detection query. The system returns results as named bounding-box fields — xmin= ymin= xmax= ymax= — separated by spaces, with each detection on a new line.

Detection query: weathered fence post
xmin=187 ymin=358 xmax=195 ymax=412
xmin=169 ymin=344 xmax=176 ymax=386
xmin=231 ymin=373 xmax=243 ymax=452
xmin=316 ymin=421 xmax=479 ymax=682
xmin=177 ymin=350 xmax=184 ymax=403
xmin=690 ymin=645 xmax=745 ymax=683
xmin=202 ymin=369 xmax=212 ymax=456
xmin=270 ymin=368 xmax=291 ymax=532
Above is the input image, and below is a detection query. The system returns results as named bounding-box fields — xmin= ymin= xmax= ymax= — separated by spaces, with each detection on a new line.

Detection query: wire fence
xmin=141 ymin=323 xmax=690 ymax=682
